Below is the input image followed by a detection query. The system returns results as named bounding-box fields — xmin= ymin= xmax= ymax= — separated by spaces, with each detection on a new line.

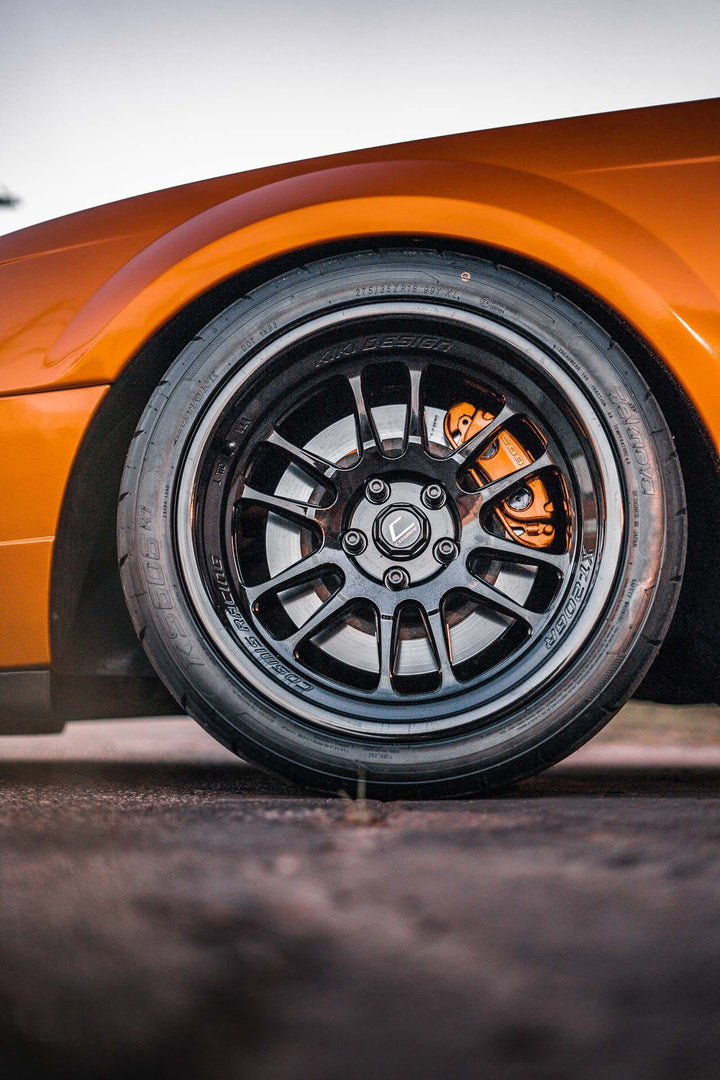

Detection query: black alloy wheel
xmin=118 ymin=250 xmax=686 ymax=796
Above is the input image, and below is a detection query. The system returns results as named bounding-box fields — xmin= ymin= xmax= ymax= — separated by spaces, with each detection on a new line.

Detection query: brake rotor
xmin=444 ymin=402 xmax=556 ymax=548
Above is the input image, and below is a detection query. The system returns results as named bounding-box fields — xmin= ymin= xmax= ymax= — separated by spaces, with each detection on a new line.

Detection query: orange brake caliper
xmin=444 ymin=402 xmax=556 ymax=549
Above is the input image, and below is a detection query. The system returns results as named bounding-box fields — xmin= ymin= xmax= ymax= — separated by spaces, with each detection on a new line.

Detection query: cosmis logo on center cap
xmin=376 ymin=506 xmax=428 ymax=555
xmin=386 ymin=512 xmax=418 ymax=545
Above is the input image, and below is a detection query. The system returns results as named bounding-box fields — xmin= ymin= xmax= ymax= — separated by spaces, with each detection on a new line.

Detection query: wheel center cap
xmin=375 ymin=504 xmax=429 ymax=559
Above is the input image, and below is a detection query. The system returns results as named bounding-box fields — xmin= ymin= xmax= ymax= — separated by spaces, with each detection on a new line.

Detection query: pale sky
xmin=1 ymin=0 xmax=719 ymax=238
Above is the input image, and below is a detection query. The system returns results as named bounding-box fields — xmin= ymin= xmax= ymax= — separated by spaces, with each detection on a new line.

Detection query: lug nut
xmin=506 ymin=485 xmax=533 ymax=512
xmin=384 ymin=567 xmax=410 ymax=591
xmin=342 ymin=529 xmax=367 ymax=555
xmin=366 ymin=477 xmax=390 ymax=504
xmin=421 ymin=483 xmax=446 ymax=510
xmin=434 ymin=538 xmax=458 ymax=565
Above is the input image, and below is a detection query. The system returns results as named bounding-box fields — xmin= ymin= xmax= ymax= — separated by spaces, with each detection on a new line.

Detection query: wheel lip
xmin=174 ymin=299 xmax=625 ymax=740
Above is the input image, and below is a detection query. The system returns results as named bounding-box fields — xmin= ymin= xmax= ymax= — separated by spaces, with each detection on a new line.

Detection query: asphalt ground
xmin=0 ymin=702 xmax=718 ymax=1080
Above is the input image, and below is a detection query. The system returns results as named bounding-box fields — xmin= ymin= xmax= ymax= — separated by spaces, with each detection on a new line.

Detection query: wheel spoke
xmin=284 ymin=588 xmax=349 ymax=651
xmin=450 ymin=403 xmax=516 ymax=466
xmin=375 ymin=609 xmax=399 ymax=693
xmin=476 ymin=451 xmax=554 ymax=507
xmin=468 ymin=531 xmax=571 ymax=572
xmin=421 ymin=557 xmax=472 ymax=606
xmin=244 ymin=551 xmax=330 ymax=605
xmin=237 ymin=483 xmax=317 ymax=525
xmin=347 ymin=374 xmax=384 ymax=457
xmin=424 ymin=608 xmax=462 ymax=689
xmin=466 ymin=576 xmax=543 ymax=632
xmin=404 ymin=364 xmax=425 ymax=449
xmin=265 ymin=429 xmax=337 ymax=478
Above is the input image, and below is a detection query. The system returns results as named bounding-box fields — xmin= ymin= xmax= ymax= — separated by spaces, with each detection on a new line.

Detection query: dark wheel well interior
xmin=50 ymin=237 xmax=720 ymax=720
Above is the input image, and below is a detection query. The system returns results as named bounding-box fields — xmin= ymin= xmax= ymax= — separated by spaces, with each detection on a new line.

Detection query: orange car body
xmin=1 ymin=98 xmax=719 ymax=723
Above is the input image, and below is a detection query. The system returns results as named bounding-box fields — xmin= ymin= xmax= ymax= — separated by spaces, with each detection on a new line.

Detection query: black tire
xmin=117 ymin=249 xmax=686 ymax=797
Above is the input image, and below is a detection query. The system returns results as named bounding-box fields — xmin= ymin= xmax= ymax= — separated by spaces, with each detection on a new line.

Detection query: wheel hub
xmin=345 ymin=479 xmax=456 ymax=586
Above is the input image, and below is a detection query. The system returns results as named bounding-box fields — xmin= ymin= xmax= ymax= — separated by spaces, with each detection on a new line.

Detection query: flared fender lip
xmin=4 ymin=156 xmax=720 ymax=448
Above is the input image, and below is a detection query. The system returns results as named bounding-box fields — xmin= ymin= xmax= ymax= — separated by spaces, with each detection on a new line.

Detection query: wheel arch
xmin=50 ymin=236 xmax=720 ymax=719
